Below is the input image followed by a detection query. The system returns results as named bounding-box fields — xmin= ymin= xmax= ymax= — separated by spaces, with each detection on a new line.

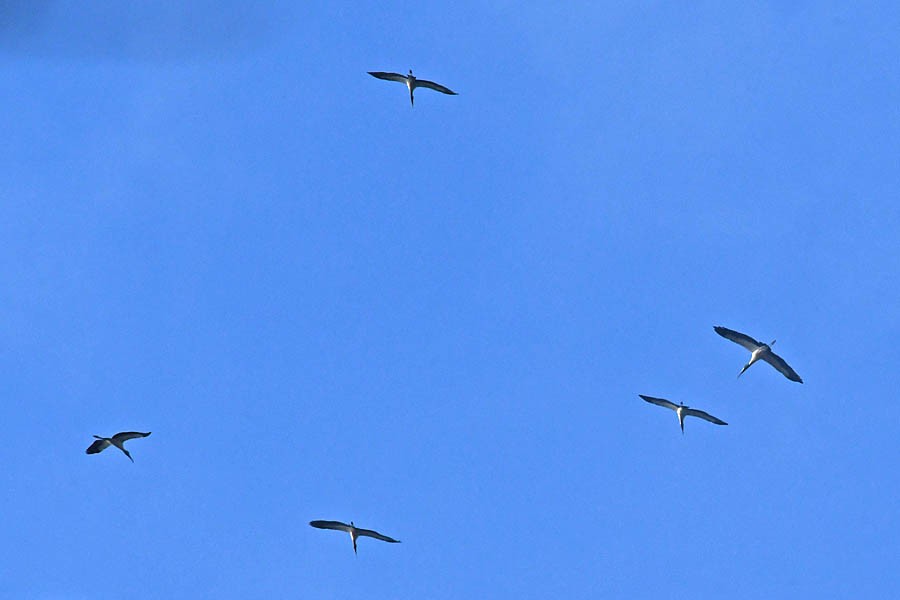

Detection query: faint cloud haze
xmin=0 ymin=1 xmax=282 ymax=62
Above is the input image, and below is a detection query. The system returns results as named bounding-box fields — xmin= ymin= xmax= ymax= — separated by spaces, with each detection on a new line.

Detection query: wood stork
xmin=368 ymin=70 xmax=457 ymax=106
xmin=309 ymin=520 xmax=400 ymax=555
xmin=639 ymin=395 xmax=727 ymax=434
xmin=85 ymin=431 xmax=151 ymax=462
xmin=714 ymin=326 xmax=803 ymax=383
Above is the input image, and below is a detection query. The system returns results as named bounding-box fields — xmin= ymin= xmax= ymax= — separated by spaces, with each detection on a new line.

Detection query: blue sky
xmin=1 ymin=2 xmax=899 ymax=598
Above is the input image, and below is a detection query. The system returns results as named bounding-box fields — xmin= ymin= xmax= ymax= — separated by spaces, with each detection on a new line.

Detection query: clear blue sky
xmin=2 ymin=2 xmax=899 ymax=598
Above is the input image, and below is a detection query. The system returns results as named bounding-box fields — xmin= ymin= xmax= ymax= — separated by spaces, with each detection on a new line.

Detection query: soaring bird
xmin=85 ymin=431 xmax=151 ymax=462
xmin=309 ymin=520 xmax=400 ymax=555
xmin=714 ymin=325 xmax=803 ymax=383
xmin=639 ymin=395 xmax=727 ymax=434
xmin=368 ymin=69 xmax=457 ymax=106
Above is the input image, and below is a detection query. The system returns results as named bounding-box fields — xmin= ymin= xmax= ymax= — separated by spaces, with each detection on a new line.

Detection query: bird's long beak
xmin=738 ymin=363 xmax=750 ymax=378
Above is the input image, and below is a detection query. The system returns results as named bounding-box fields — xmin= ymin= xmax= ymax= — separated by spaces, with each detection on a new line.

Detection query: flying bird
xmin=309 ymin=520 xmax=400 ymax=555
xmin=714 ymin=326 xmax=803 ymax=383
xmin=368 ymin=69 xmax=457 ymax=106
xmin=639 ymin=395 xmax=727 ymax=434
xmin=85 ymin=431 xmax=151 ymax=462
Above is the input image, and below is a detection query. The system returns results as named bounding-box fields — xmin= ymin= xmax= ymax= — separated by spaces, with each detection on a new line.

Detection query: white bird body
xmin=714 ymin=326 xmax=803 ymax=383
xmin=309 ymin=520 xmax=400 ymax=555
xmin=368 ymin=69 xmax=457 ymax=106
xmin=747 ymin=346 xmax=766 ymax=370
xmin=675 ymin=404 xmax=687 ymax=429
xmin=86 ymin=431 xmax=151 ymax=462
xmin=639 ymin=395 xmax=727 ymax=434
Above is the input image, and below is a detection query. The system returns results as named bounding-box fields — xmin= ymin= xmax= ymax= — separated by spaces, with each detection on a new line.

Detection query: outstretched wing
xmin=356 ymin=528 xmax=401 ymax=543
xmin=368 ymin=71 xmax=408 ymax=84
xmin=86 ymin=439 xmax=110 ymax=454
xmin=310 ymin=520 xmax=351 ymax=532
xmin=639 ymin=395 xmax=679 ymax=412
xmin=762 ymin=351 xmax=803 ymax=383
xmin=714 ymin=326 xmax=762 ymax=351
xmin=684 ymin=407 xmax=728 ymax=425
xmin=415 ymin=79 xmax=457 ymax=95
xmin=112 ymin=431 xmax=151 ymax=443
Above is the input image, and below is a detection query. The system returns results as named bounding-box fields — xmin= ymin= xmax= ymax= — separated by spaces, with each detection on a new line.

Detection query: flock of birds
xmin=641 ymin=325 xmax=803 ymax=434
xmin=83 ymin=70 xmax=804 ymax=556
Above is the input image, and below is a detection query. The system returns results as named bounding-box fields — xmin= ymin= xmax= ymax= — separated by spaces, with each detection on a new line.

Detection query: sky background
xmin=1 ymin=2 xmax=899 ymax=598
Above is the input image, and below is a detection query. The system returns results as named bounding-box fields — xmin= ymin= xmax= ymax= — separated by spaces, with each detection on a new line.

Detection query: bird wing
xmin=415 ymin=79 xmax=457 ymax=95
xmin=368 ymin=71 xmax=408 ymax=84
xmin=714 ymin=326 xmax=762 ymax=351
xmin=639 ymin=395 xmax=679 ymax=411
xmin=355 ymin=528 xmax=401 ymax=543
xmin=683 ymin=407 xmax=728 ymax=425
xmin=112 ymin=431 xmax=151 ymax=443
xmin=762 ymin=351 xmax=803 ymax=383
xmin=86 ymin=439 xmax=110 ymax=454
xmin=309 ymin=520 xmax=351 ymax=532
